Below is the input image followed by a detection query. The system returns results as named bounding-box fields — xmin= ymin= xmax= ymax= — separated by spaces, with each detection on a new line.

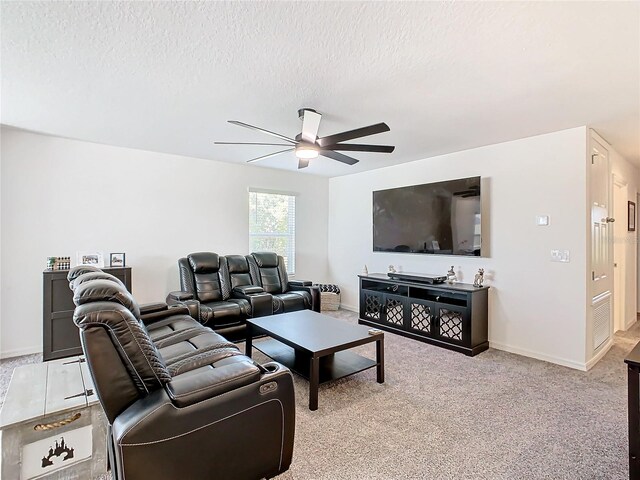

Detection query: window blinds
xmin=249 ymin=190 xmax=296 ymax=274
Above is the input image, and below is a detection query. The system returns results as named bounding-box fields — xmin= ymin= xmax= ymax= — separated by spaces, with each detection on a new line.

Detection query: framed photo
xmin=110 ymin=253 xmax=126 ymax=267
xmin=629 ymin=201 xmax=636 ymax=232
xmin=76 ymin=251 xmax=104 ymax=268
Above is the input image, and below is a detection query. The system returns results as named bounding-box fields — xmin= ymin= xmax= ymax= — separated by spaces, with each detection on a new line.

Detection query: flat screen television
xmin=373 ymin=176 xmax=481 ymax=256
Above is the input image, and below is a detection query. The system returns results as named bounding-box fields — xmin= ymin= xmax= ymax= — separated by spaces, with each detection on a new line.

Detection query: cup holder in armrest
xmin=263 ymin=363 xmax=280 ymax=373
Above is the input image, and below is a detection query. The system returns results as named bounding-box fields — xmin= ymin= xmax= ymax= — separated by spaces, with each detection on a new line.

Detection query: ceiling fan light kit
xmin=295 ymin=143 xmax=319 ymax=160
xmin=215 ymin=108 xmax=395 ymax=169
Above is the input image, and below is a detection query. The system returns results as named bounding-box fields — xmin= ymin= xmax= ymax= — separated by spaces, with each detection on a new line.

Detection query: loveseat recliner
xmin=167 ymin=251 xmax=320 ymax=339
xmin=167 ymin=252 xmax=273 ymax=341
xmin=68 ymin=266 xmax=295 ymax=480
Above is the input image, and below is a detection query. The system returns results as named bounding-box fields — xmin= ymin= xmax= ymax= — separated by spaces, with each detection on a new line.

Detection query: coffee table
xmin=246 ymin=310 xmax=384 ymax=411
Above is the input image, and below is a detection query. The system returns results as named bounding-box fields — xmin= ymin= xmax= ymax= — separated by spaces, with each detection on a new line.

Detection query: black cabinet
xmin=359 ymin=274 xmax=489 ymax=356
xmin=43 ymin=267 xmax=132 ymax=361
xmin=625 ymin=342 xmax=640 ymax=479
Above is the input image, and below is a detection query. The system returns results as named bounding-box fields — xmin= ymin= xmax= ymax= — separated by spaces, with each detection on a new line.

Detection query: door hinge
xmin=591 ymin=153 xmax=598 ymax=164
xmin=592 ymin=271 xmax=595 ymax=280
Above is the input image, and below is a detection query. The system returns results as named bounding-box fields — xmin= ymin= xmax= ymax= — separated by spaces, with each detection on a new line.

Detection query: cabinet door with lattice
xmin=435 ymin=303 xmax=469 ymax=346
xmin=360 ymin=290 xmax=385 ymax=323
xmin=381 ymin=294 xmax=407 ymax=328
xmin=407 ymin=298 xmax=436 ymax=337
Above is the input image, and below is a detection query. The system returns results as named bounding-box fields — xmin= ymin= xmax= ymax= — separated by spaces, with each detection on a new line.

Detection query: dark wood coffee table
xmin=246 ymin=310 xmax=384 ymax=411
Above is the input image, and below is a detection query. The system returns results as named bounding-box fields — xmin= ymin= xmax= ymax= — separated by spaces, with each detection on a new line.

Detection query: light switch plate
xmin=536 ymin=215 xmax=550 ymax=226
xmin=551 ymin=249 xmax=570 ymax=262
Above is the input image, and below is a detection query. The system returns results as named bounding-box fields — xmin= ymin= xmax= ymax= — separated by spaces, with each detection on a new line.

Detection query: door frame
xmin=612 ymin=173 xmax=628 ymax=332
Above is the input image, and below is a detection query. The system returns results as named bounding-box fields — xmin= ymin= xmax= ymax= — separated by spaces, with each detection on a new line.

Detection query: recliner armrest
xmin=167 ymin=290 xmax=194 ymax=302
xmin=139 ymin=302 xmax=168 ymax=315
xmin=231 ymin=287 xmax=273 ymax=317
xmin=141 ymin=305 xmax=191 ymax=325
xmin=288 ymin=284 xmax=321 ymax=313
xmin=289 ymin=279 xmax=312 ymax=287
xmin=233 ymin=285 xmax=264 ymax=295
xmin=167 ymin=361 xmax=261 ymax=407
xmin=166 ymin=291 xmax=200 ymax=321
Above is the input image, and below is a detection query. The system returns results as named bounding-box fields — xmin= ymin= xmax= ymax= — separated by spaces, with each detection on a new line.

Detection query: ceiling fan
xmin=215 ymin=108 xmax=395 ymax=169
xmin=453 ymin=185 xmax=480 ymax=198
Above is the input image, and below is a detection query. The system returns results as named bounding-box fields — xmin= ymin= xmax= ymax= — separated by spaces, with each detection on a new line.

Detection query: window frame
xmin=248 ymin=188 xmax=297 ymax=275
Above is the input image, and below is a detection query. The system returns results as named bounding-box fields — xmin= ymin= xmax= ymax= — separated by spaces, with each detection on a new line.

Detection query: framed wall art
xmin=110 ymin=253 xmax=126 ymax=267
xmin=76 ymin=251 xmax=104 ymax=268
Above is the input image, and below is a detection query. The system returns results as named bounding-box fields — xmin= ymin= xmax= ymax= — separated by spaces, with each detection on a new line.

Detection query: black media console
xmin=358 ymin=273 xmax=489 ymax=356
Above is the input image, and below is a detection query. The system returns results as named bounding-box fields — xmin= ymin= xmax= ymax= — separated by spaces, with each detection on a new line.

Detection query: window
xmin=249 ymin=190 xmax=296 ymax=274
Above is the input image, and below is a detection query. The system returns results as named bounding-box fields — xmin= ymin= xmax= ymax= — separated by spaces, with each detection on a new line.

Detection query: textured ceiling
xmin=2 ymin=1 xmax=639 ymax=176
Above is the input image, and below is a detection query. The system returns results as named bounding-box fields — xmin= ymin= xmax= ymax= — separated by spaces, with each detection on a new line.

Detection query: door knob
xmin=601 ymin=217 xmax=615 ymax=223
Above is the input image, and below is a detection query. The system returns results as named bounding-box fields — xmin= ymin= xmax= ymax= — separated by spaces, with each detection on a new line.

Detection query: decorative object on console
xmin=473 ymin=268 xmax=485 ymax=288
xmin=362 ymin=264 xmax=369 ymax=275
xmin=446 ymin=266 xmax=457 ymax=284
xmin=109 ymin=252 xmax=125 ymax=267
xmin=76 ymin=251 xmax=104 ymax=268
xmin=388 ymin=265 xmax=396 ymax=273
xmin=629 ymin=201 xmax=636 ymax=232
xmin=46 ymin=256 xmax=71 ymax=270
xmin=215 ymin=108 xmax=395 ymax=169
xmin=46 ymin=257 xmax=56 ymax=270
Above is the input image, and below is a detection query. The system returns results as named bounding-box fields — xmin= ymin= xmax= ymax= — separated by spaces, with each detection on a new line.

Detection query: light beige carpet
xmin=1 ymin=310 xmax=634 ymax=479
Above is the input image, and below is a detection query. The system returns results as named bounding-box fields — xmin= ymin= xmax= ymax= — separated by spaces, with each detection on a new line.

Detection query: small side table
xmin=0 ymin=356 xmax=107 ymax=479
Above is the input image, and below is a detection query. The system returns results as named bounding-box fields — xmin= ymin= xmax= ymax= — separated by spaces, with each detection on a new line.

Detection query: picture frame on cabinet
xmin=110 ymin=253 xmax=126 ymax=267
xmin=76 ymin=251 xmax=104 ymax=268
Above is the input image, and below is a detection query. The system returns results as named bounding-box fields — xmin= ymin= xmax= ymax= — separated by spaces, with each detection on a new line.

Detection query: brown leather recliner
xmin=69 ymin=267 xmax=295 ymax=480
xmin=247 ymin=252 xmax=321 ymax=314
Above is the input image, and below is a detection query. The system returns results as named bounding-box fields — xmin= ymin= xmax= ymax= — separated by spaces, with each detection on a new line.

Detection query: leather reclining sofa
xmin=68 ymin=266 xmax=295 ymax=480
xmin=167 ymin=251 xmax=320 ymax=340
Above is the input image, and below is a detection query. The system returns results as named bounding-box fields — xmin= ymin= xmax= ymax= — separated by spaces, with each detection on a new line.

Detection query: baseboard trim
xmin=489 ymin=341 xmax=588 ymax=371
xmin=342 ymin=306 xmax=589 ymax=370
xmin=340 ymin=303 xmax=358 ymax=313
xmin=0 ymin=346 xmax=42 ymax=359
xmin=625 ymin=316 xmax=638 ymax=331
xmin=585 ymin=338 xmax=614 ymax=371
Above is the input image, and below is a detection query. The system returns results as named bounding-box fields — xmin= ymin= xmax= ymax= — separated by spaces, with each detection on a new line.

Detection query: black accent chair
xmin=167 ymin=252 xmax=272 ymax=341
xmin=68 ymin=267 xmax=295 ymax=480
xmin=246 ymin=252 xmax=321 ymax=314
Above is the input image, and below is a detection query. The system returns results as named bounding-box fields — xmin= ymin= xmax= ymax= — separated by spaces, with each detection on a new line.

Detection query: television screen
xmin=373 ymin=177 xmax=481 ymax=256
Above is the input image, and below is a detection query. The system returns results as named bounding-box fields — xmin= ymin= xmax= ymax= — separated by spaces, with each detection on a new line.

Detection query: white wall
xmin=328 ymin=127 xmax=589 ymax=369
xmin=0 ymin=127 xmax=330 ymax=358
xmin=610 ymin=148 xmax=640 ymax=328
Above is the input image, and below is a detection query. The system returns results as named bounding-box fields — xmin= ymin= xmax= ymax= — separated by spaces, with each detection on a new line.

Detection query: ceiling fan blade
xmin=298 ymin=158 xmax=310 ymax=169
xmin=317 ymin=122 xmax=390 ymax=147
xmin=323 ymin=143 xmax=395 ymax=153
xmin=228 ymin=121 xmax=296 ymax=144
xmin=246 ymin=148 xmax=294 ymax=163
xmin=301 ymin=109 xmax=322 ymax=143
xmin=215 ymin=142 xmax=292 ymax=146
xmin=320 ymin=150 xmax=359 ymax=165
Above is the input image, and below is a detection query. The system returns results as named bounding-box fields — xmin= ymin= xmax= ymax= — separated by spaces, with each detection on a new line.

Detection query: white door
xmin=590 ymin=137 xmax=612 ymax=352
xmin=613 ymin=177 xmax=627 ymax=332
